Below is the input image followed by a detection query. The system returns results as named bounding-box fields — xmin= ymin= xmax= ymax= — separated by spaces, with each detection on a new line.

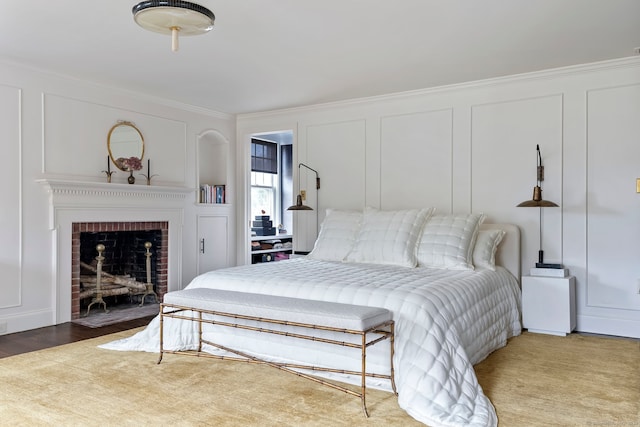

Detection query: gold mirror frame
xmin=107 ymin=121 xmax=145 ymax=171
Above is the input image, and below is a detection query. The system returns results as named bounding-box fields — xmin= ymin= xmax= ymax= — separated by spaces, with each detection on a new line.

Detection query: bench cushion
xmin=163 ymin=288 xmax=392 ymax=331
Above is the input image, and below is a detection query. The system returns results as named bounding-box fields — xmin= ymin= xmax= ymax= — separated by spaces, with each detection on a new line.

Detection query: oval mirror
xmin=107 ymin=121 xmax=145 ymax=171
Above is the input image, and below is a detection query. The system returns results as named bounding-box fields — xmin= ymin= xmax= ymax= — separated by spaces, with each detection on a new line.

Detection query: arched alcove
xmin=197 ymin=130 xmax=230 ymax=204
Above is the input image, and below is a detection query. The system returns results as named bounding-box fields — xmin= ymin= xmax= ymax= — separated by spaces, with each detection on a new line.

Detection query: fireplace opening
xmin=72 ymin=222 xmax=168 ymax=320
xmin=81 ymin=230 xmax=160 ymax=287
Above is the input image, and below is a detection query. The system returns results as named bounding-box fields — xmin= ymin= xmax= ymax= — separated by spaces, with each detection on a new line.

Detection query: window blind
xmin=251 ymin=139 xmax=278 ymax=174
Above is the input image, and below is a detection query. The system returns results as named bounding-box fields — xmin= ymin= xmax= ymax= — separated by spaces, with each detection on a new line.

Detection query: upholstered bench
xmin=158 ymin=288 xmax=397 ymax=417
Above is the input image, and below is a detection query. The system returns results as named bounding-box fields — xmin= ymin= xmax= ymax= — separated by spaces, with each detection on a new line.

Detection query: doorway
xmin=249 ymin=131 xmax=293 ymax=263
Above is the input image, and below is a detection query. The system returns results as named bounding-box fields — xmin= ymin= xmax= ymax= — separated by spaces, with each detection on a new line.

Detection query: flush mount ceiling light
xmin=132 ymin=1 xmax=215 ymax=52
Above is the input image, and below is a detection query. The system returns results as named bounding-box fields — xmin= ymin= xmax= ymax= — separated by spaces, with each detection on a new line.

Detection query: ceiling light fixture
xmin=132 ymin=1 xmax=215 ymax=52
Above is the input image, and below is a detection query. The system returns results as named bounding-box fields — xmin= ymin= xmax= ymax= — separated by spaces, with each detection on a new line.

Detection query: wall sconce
xmin=517 ymin=144 xmax=562 ymax=268
xmin=287 ymin=163 xmax=320 ymax=211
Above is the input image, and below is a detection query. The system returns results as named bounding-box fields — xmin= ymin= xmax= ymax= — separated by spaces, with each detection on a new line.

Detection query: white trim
xmin=0 ymin=58 xmax=234 ymax=120
xmin=577 ymin=314 xmax=640 ymax=339
xmin=239 ymin=57 xmax=640 ymax=119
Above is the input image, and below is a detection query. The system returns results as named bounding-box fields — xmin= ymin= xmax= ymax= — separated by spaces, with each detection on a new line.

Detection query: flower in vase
xmin=120 ymin=156 xmax=142 ymax=171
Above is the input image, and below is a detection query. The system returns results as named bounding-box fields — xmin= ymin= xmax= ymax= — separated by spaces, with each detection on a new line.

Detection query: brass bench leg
xmin=157 ymin=304 xmax=164 ymax=364
xmin=361 ymin=332 xmax=369 ymax=417
xmin=390 ymin=321 xmax=398 ymax=396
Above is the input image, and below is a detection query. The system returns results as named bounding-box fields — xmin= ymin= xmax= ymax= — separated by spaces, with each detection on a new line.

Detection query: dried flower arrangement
xmin=117 ymin=156 xmax=143 ymax=171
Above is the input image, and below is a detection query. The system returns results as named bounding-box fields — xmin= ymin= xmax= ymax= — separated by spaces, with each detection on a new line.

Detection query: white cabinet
xmin=522 ymin=275 xmax=576 ymax=336
xmin=197 ymin=215 xmax=230 ymax=275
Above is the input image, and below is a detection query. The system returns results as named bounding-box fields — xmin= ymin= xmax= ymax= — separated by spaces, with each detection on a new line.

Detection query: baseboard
xmin=576 ymin=314 xmax=640 ymax=339
xmin=0 ymin=309 xmax=54 ymax=336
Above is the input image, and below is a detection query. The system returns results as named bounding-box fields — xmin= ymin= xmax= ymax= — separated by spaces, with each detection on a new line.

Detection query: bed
xmin=102 ymin=209 xmax=522 ymax=427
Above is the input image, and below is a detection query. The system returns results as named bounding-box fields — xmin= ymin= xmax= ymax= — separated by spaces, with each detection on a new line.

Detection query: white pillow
xmin=416 ymin=213 xmax=485 ymax=270
xmin=472 ymin=228 xmax=506 ymax=271
xmin=344 ymin=207 xmax=434 ymax=267
xmin=307 ymin=209 xmax=362 ymax=262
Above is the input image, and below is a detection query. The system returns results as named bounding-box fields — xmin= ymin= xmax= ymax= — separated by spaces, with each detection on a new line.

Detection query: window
xmin=251 ymin=139 xmax=278 ymax=220
xmin=251 ymin=171 xmax=277 ymax=218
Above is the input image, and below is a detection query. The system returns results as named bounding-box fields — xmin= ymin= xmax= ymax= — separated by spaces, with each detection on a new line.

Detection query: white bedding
xmin=102 ymin=258 xmax=521 ymax=427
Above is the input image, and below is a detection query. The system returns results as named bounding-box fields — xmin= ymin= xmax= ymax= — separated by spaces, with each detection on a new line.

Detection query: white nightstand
xmin=521 ymin=275 xmax=576 ymax=336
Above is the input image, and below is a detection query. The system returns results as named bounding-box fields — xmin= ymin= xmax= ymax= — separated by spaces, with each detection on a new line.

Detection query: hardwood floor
xmin=0 ymin=316 xmax=155 ymax=359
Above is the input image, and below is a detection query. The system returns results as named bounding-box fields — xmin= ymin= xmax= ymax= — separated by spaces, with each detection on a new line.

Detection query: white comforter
xmin=101 ymin=258 xmax=521 ymax=427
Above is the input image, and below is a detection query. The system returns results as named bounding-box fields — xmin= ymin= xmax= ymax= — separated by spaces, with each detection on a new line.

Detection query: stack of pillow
xmin=307 ymin=207 xmax=505 ymax=271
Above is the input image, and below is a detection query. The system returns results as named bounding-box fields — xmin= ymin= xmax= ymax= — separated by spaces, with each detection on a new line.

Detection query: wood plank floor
xmin=0 ymin=316 xmax=155 ymax=359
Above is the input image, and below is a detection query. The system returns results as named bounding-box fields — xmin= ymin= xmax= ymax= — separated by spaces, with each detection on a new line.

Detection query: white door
xmin=197 ymin=215 xmax=229 ymax=275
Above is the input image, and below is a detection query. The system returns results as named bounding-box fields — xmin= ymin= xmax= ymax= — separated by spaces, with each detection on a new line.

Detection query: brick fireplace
xmin=72 ymin=221 xmax=169 ymax=319
xmin=38 ymin=178 xmax=193 ymax=324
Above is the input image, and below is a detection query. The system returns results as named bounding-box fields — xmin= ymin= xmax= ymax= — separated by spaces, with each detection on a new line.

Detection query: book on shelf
xmin=200 ymin=184 xmax=226 ymax=204
xmin=214 ymin=185 xmax=225 ymax=204
xmin=529 ymin=267 xmax=569 ymax=277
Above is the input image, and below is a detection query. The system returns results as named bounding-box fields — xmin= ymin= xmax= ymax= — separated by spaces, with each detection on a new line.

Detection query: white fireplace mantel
xmin=37 ymin=177 xmax=193 ymax=323
xmin=37 ymin=178 xmax=194 ymax=207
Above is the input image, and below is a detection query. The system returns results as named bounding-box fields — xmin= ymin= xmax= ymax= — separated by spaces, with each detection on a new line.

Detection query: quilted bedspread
xmin=101 ymin=258 xmax=521 ymax=427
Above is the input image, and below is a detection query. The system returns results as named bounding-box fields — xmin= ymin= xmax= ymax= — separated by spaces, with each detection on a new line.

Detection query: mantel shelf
xmin=37 ymin=177 xmax=194 ymax=200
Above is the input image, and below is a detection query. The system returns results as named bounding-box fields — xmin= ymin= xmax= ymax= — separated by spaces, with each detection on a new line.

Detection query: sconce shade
xmin=287 ymin=194 xmax=313 ymax=211
xmin=517 ymin=186 xmax=559 ymax=207
xmin=132 ymin=1 xmax=215 ymax=51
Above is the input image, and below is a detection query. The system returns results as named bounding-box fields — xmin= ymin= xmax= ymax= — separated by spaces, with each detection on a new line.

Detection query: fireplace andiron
xmin=139 ymin=242 xmax=159 ymax=306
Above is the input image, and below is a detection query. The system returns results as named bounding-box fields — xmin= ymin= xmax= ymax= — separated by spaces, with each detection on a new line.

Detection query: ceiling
xmin=1 ymin=1 xmax=639 ymax=115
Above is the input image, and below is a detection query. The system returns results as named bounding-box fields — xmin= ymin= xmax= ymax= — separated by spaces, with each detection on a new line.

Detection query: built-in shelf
xmin=251 ymin=234 xmax=293 ymax=241
xmin=197 ymin=131 xmax=229 ymax=205
xmin=196 ymin=203 xmax=231 ymax=207
xmin=251 ymin=234 xmax=293 ymax=263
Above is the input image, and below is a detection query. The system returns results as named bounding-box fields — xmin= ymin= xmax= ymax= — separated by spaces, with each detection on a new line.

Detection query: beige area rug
xmin=0 ymin=328 xmax=419 ymax=427
xmin=474 ymin=332 xmax=640 ymax=426
xmin=0 ymin=330 xmax=637 ymax=427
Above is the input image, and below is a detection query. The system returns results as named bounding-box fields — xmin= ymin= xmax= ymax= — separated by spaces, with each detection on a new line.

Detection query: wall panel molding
xmin=380 ymin=109 xmax=453 ymax=211
xmin=42 ymin=93 xmax=188 ymax=185
xmin=471 ymin=94 xmax=563 ymax=269
xmin=586 ymin=83 xmax=640 ymax=312
xmin=0 ymin=85 xmax=22 ymax=309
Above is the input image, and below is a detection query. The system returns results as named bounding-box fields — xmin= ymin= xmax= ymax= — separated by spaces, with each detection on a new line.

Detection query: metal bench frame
xmin=158 ymin=300 xmax=397 ymax=417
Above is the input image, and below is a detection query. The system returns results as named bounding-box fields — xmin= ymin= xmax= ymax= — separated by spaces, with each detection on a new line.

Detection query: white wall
xmin=0 ymin=61 xmax=236 ymax=334
xmin=3 ymin=56 xmax=639 ymax=339
xmin=237 ymin=57 xmax=640 ymax=339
